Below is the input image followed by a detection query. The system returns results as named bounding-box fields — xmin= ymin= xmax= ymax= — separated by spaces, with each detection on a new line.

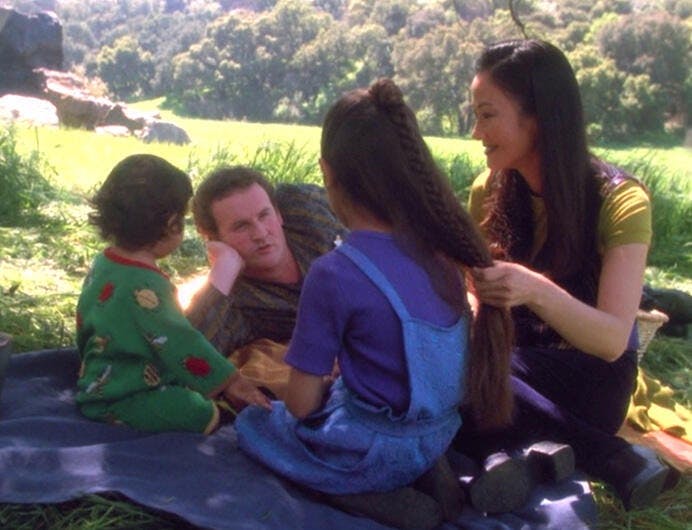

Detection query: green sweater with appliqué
xmin=76 ymin=249 xmax=235 ymax=406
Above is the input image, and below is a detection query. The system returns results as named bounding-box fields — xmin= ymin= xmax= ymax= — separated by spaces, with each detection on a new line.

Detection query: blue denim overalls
xmin=236 ymin=243 xmax=468 ymax=494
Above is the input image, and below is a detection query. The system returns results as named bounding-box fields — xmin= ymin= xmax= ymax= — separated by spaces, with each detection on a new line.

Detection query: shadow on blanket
xmin=0 ymin=349 xmax=597 ymax=530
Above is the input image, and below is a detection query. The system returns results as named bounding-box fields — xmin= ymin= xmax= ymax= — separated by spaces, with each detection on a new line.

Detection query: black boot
xmin=463 ymin=451 xmax=532 ymax=514
xmin=324 ymin=487 xmax=443 ymax=530
xmin=414 ymin=455 xmax=465 ymax=522
xmin=599 ymin=444 xmax=673 ymax=511
xmin=524 ymin=440 xmax=575 ymax=483
xmin=450 ymin=441 xmax=575 ymax=515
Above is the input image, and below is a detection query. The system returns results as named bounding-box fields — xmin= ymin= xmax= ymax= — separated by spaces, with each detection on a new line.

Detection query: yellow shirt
xmin=467 ymin=171 xmax=652 ymax=260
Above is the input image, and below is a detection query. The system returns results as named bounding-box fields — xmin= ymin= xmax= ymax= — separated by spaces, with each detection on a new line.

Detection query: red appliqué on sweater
xmin=184 ymin=356 xmax=211 ymax=377
xmin=76 ymin=312 xmax=83 ymax=330
xmin=98 ymin=282 xmax=115 ymax=302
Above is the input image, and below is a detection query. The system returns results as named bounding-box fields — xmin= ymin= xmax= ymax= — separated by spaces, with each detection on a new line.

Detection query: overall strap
xmin=336 ymin=242 xmax=411 ymax=321
xmin=337 ymin=241 xmax=466 ymax=426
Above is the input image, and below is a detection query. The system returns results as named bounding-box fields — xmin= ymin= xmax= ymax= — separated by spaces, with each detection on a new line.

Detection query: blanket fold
xmin=627 ymin=368 xmax=691 ymax=443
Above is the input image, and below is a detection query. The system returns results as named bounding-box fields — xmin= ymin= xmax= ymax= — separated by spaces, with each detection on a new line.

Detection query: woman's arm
xmin=284 ymin=368 xmax=333 ymax=419
xmin=471 ymin=243 xmax=647 ymax=361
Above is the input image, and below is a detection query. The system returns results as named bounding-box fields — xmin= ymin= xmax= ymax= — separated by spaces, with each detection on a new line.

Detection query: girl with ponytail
xmin=235 ymin=78 xmax=515 ymax=528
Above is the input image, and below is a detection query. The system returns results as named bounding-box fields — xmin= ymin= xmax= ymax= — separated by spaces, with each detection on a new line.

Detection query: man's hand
xmin=223 ymin=372 xmax=272 ymax=411
xmin=206 ymin=240 xmax=244 ymax=295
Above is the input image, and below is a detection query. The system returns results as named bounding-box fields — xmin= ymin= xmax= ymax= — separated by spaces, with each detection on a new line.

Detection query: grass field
xmin=14 ymin=117 xmax=692 ymax=194
xmin=1 ymin=106 xmax=690 ymax=529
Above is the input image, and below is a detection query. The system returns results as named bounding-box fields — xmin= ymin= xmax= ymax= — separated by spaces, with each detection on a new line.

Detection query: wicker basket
xmin=636 ymin=309 xmax=669 ymax=359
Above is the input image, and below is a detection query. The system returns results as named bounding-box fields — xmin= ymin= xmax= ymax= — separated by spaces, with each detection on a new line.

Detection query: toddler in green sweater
xmin=76 ymin=154 xmax=270 ymax=433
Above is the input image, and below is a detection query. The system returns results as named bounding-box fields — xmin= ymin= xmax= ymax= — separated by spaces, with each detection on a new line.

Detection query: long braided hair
xmin=321 ymin=78 xmax=514 ymax=429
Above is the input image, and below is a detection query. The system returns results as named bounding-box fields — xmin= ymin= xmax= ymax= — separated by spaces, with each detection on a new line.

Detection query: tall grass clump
xmin=615 ymin=157 xmax=692 ymax=275
xmin=435 ymin=151 xmax=485 ymax=201
xmin=0 ymin=125 xmax=56 ymax=226
xmin=187 ymin=140 xmax=321 ymax=188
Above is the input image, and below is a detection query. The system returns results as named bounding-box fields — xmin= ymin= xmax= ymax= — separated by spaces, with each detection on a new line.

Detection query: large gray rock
xmin=0 ymin=7 xmax=63 ymax=95
xmin=102 ymin=104 xmax=160 ymax=132
xmin=137 ymin=120 xmax=191 ymax=145
xmin=0 ymin=93 xmax=58 ymax=126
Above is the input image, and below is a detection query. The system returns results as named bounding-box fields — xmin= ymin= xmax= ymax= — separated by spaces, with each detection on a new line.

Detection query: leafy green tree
xmin=598 ymin=12 xmax=691 ymax=123
xmin=392 ymin=22 xmax=480 ymax=134
xmin=169 ymin=0 xmax=332 ymax=120
xmin=314 ymin=0 xmax=348 ymax=19
xmin=370 ymin=0 xmax=415 ymax=35
xmin=96 ymin=35 xmax=155 ymax=100
xmin=350 ymin=22 xmax=395 ymax=85
xmin=406 ymin=4 xmax=449 ymax=38
xmin=170 ymin=28 xmax=226 ymax=117
xmin=570 ymin=46 xmax=626 ymax=141
xmin=444 ymin=0 xmax=493 ymax=22
xmin=283 ymin=23 xmax=357 ymax=122
xmin=53 ymin=0 xmax=688 ymax=142
xmin=664 ymin=0 xmax=692 ymax=18
xmin=619 ymin=73 xmax=666 ymax=138
xmin=62 ymin=21 xmax=97 ymax=68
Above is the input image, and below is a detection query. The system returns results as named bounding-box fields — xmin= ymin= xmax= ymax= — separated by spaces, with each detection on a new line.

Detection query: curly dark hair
xmin=192 ymin=166 xmax=275 ymax=238
xmin=89 ymin=154 xmax=192 ymax=250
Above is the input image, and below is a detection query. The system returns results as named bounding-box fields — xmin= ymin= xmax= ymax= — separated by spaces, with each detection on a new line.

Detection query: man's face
xmin=210 ymin=183 xmax=289 ymax=279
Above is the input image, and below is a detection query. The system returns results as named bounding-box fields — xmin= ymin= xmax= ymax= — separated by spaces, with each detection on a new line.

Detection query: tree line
xmin=9 ymin=0 xmax=692 ymax=142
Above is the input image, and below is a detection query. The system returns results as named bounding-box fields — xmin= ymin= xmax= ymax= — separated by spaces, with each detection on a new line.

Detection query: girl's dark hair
xmin=89 ymin=154 xmax=192 ymax=250
xmin=321 ymin=78 xmax=514 ymax=429
xmin=476 ymin=39 xmax=599 ymax=276
xmin=192 ymin=166 xmax=275 ymax=238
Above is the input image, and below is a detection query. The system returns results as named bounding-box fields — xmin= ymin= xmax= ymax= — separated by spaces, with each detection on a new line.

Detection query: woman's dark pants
xmin=455 ymin=346 xmax=638 ymax=481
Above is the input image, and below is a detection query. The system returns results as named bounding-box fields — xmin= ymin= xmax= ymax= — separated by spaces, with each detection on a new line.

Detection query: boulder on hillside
xmin=0 ymin=94 xmax=58 ymax=126
xmin=0 ymin=8 xmax=63 ymax=95
xmin=36 ymin=68 xmax=113 ymax=129
xmin=137 ymin=120 xmax=191 ymax=145
xmin=102 ymin=104 xmax=160 ymax=132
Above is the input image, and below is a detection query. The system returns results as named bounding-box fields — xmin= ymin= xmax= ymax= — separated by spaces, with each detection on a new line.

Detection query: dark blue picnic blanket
xmin=0 ymin=348 xmax=597 ymax=530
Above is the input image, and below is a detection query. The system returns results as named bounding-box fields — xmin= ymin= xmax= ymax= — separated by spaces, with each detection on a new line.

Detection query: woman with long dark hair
xmin=459 ymin=38 xmax=677 ymax=510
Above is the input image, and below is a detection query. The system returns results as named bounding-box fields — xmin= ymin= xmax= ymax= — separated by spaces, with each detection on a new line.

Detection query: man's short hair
xmin=193 ymin=166 xmax=276 ymax=238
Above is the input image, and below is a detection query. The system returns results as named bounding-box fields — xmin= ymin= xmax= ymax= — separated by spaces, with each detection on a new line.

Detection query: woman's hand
xmin=223 ymin=372 xmax=272 ymax=411
xmin=470 ymin=261 xmax=545 ymax=308
xmin=206 ymin=240 xmax=245 ymax=295
xmin=471 ymin=245 xmax=648 ymax=361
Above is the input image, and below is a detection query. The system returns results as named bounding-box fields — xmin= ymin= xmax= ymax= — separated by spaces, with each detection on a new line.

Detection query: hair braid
xmin=370 ymin=78 xmax=514 ymax=428
xmin=421 ymin=176 xmax=514 ymax=429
